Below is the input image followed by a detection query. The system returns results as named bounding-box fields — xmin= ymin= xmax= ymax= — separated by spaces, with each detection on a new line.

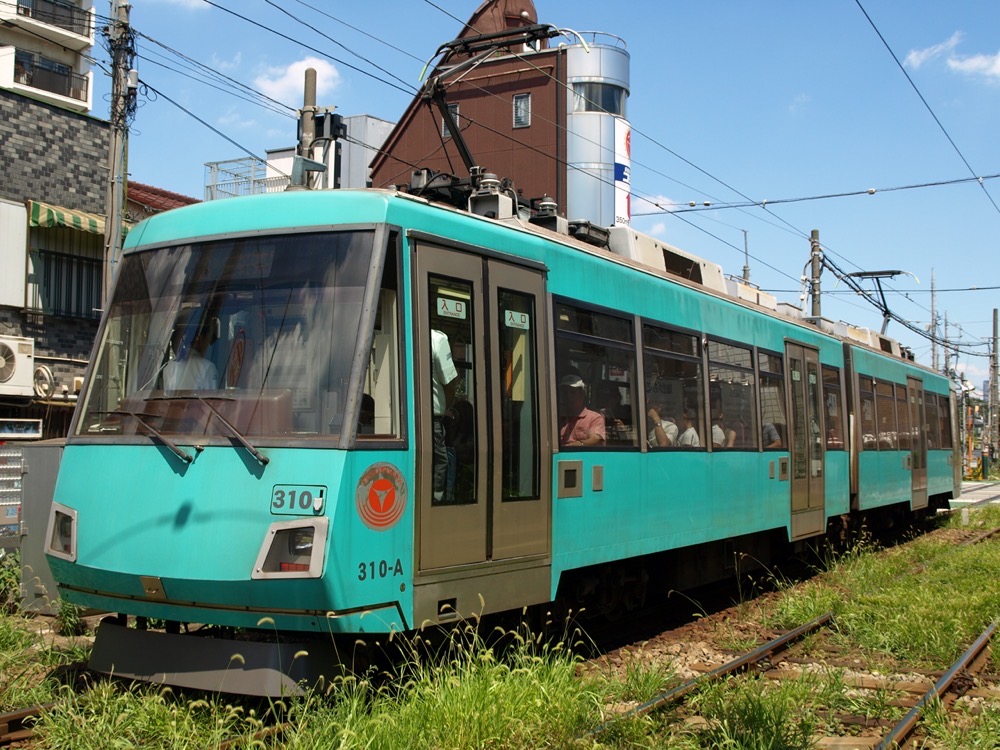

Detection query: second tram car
xmin=45 ymin=186 xmax=960 ymax=693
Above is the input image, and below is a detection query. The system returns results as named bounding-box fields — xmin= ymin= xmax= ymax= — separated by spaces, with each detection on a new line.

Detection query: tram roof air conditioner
xmin=0 ymin=335 xmax=35 ymax=398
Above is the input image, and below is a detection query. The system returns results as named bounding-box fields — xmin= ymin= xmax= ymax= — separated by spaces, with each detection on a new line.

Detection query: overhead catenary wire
xmin=94 ymin=2 xmax=986 ymax=361
xmin=854 ymin=0 xmax=1000 ymax=218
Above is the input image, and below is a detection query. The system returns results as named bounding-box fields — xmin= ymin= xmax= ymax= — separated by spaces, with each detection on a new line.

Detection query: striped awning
xmin=27 ymin=200 xmax=106 ymax=235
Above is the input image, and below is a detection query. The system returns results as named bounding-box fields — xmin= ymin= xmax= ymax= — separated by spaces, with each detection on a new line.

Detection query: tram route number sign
xmin=270 ymin=484 xmax=326 ymax=515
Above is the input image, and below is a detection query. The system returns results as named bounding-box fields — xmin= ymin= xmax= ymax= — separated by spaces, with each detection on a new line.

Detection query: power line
xmin=139 ymin=79 xmax=286 ymax=176
xmin=854 ymin=0 xmax=1000 ymax=218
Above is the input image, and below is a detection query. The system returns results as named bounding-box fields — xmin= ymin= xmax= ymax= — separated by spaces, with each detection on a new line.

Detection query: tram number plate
xmin=270 ymin=485 xmax=326 ymax=515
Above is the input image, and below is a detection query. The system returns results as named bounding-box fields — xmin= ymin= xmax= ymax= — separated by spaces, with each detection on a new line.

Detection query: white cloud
xmin=147 ymin=0 xmax=208 ymax=9
xmin=788 ymin=93 xmax=811 ymax=114
xmin=254 ymin=57 xmax=340 ymax=108
xmin=217 ymin=107 xmax=256 ymax=129
xmin=211 ymin=52 xmax=242 ymax=73
xmin=947 ymin=51 xmax=1000 ymax=81
xmin=904 ymin=32 xmax=963 ymax=70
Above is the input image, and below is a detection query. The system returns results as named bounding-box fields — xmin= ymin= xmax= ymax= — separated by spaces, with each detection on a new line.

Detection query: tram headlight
xmin=288 ymin=527 xmax=314 ymax=556
xmin=46 ymin=503 xmax=78 ymax=562
xmin=252 ymin=517 xmax=328 ymax=579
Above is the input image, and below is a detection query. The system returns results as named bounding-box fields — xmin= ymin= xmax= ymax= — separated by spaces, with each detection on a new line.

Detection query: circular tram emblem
xmin=356 ymin=463 xmax=407 ymax=531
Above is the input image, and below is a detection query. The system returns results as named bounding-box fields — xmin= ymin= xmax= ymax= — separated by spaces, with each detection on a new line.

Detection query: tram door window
xmin=907 ymin=377 xmax=929 ymax=508
xmin=859 ymin=378 xmax=876 ymax=450
xmin=707 ymin=340 xmax=757 ymax=450
xmin=555 ymin=303 xmax=638 ymax=448
xmin=896 ymin=384 xmax=911 ymax=452
xmin=428 ymin=275 xmax=477 ymax=507
xmin=785 ymin=342 xmax=825 ymax=539
xmin=758 ymin=351 xmax=786 ymax=450
xmin=498 ymin=289 xmax=540 ymax=501
xmin=822 ymin=366 xmax=845 ymax=450
xmin=642 ymin=324 xmax=703 ymax=450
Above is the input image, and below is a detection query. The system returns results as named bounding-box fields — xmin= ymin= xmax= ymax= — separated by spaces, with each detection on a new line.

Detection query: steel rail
xmin=0 ymin=702 xmax=53 ymax=746
xmin=584 ymin=611 xmax=834 ymax=739
xmin=875 ymin=618 xmax=998 ymax=750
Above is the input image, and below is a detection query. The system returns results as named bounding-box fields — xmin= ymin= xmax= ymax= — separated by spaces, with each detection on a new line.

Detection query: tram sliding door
xmin=414 ymin=242 xmax=551 ymax=573
xmin=907 ymin=377 xmax=928 ymax=510
xmin=786 ymin=342 xmax=826 ymax=539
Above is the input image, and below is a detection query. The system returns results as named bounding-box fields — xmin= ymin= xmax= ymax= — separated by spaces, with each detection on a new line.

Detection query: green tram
xmin=45 ymin=186 xmax=960 ymax=693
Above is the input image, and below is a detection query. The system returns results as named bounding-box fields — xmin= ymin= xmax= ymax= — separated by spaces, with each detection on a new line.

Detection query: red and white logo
xmin=356 ymin=463 xmax=407 ymax=531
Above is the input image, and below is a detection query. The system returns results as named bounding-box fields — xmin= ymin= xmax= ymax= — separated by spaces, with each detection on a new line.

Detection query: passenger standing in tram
xmin=431 ymin=329 xmax=459 ymax=503
xmin=558 ymin=375 xmax=606 ymax=447
xmin=762 ymin=421 xmax=782 ymax=448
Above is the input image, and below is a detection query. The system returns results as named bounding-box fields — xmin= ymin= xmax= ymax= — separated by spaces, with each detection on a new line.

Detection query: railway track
xmin=584 ymin=614 xmax=1000 ymax=748
xmin=0 ymin=703 xmax=50 ymax=746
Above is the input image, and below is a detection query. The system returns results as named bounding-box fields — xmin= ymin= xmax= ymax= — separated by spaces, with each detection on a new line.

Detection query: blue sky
xmin=92 ymin=1 xmax=1000 ymax=390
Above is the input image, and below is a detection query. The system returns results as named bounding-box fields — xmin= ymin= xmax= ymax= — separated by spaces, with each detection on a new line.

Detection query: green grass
xmin=7 ymin=505 xmax=1000 ymax=747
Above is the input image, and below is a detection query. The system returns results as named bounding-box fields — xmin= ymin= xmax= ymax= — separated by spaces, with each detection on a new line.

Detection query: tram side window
xmin=643 ymin=323 xmax=704 ymax=449
xmin=822 ymin=366 xmax=845 ymax=450
xmin=859 ymin=378 xmax=876 ymax=450
xmin=925 ymin=393 xmax=941 ymax=449
xmin=707 ymin=340 xmax=757 ymax=450
xmin=758 ymin=352 xmax=786 ymax=450
xmin=938 ymin=394 xmax=954 ymax=449
xmin=896 ymin=385 xmax=911 ymax=452
xmin=555 ymin=302 xmax=637 ymax=448
xmin=875 ymin=381 xmax=897 ymax=449
xmin=359 ymin=242 xmax=402 ymax=441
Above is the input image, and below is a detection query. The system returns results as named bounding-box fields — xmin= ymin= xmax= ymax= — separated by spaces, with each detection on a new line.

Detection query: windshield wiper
xmin=193 ymin=395 xmax=269 ymax=466
xmin=108 ymin=410 xmax=195 ymax=464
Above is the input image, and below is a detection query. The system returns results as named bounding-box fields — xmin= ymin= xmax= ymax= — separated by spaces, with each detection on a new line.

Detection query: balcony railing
xmin=14 ymin=54 xmax=88 ymax=102
xmin=17 ymin=0 xmax=91 ymax=38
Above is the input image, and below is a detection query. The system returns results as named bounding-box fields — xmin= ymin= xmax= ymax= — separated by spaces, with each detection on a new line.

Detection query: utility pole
xmin=287 ymin=68 xmax=327 ymax=190
xmin=741 ymin=229 xmax=750 ymax=283
xmin=991 ymin=308 xmax=998 ymax=459
xmin=809 ymin=229 xmax=822 ymax=319
xmin=930 ymin=271 xmax=938 ymax=372
xmin=943 ymin=313 xmax=950 ymax=377
xmin=102 ymin=0 xmax=136 ymax=307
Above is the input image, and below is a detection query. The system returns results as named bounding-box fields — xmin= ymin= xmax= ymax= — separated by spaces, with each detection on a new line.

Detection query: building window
xmin=513 ymin=93 xmax=531 ymax=128
xmin=441 ymin=103 xmax=460 ymax=138
xmin=27 ymin=227 xmax=102 ymax=319
xmin=572 ymin=82 xmax=626 ymax=116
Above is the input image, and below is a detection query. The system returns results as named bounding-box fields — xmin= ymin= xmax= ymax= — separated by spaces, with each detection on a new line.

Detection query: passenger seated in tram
xmin=646 ymin=398 xmax=677 ymax=448
xmin=711 ymin=411 xmax=735 ymax=447
xmin=558 ymin=375 xmax=606 ymax=447
xmin=677 ymin=410 xmax=700 ymax=447
xmin=596 ymin=381 xmax=632 ymax=444
xmin=162 ymin=318 xmax=218 ymax=391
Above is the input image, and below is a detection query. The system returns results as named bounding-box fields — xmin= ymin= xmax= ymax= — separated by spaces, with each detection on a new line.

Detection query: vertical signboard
xmin=614 ymin=117 xmax=631 ymax=226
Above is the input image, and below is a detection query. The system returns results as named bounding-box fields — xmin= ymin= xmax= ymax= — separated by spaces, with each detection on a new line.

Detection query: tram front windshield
xmin=76 ymin=230 xmax=376 ymax=441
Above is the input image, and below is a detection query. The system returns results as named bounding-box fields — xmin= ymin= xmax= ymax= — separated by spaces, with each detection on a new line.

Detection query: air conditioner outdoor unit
xmin=0 ymin=335 xmax=35 ymax=398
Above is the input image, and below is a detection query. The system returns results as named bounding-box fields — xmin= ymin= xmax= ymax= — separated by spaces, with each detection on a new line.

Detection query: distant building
xmin=204 ymin=115 xmax=396 ymax=199
xmin=0 ymin=7 xmax=195 ymax=438
xmin=127 ymin=182 xmax=199 ymax=223
xmin=369 ymin=0 xmax=632 ymax=228
xmin=0 ymin=0 xmax=96 ymax=114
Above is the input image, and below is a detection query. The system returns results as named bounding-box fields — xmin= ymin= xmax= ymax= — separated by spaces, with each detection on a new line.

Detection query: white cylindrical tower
xmin=565 ymin=34 xmax=631 ymax=228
